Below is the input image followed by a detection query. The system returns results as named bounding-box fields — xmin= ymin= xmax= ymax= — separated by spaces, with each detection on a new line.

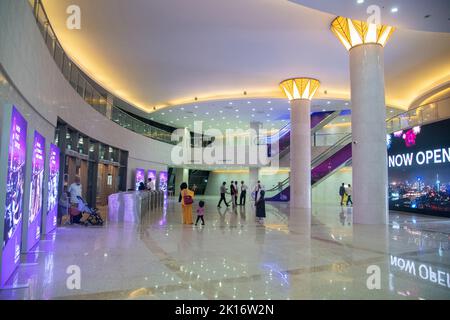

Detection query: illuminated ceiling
xmin=42 ymin=0 xmax=450 ymax=115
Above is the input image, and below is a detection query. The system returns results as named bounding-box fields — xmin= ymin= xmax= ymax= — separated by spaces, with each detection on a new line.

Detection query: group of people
xmin=138 ymin=178 xmax=156 ymax=191
xmin=339 ymin=183 xmax=353 ymax=206
xmin=179 ymin=180 xmax=267 ymax=227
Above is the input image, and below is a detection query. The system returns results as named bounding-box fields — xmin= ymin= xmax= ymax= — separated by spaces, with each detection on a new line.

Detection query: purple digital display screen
xmin=26 ymin=131 xmax=45 ymax=251
xmin=135 ymin=168 xmax=145 ymax=190
xmin=159 ymin=171 xmax=168 ymax=192
xmin=46 ymin=144 xmax=60 ymax=234
xmin=147 ymin=170 xmax=156 ymax=181
xmin=2 ymin=107 xmax=27 ymax=286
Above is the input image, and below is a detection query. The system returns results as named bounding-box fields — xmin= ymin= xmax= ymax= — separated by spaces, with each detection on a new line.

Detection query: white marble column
xmin=290 ymin=99 xmax=311 ymax=209
xmin=350 ymin=44 xmax=388 ymax=224
xmin=249 ymin=121 xmax=261 ymax=191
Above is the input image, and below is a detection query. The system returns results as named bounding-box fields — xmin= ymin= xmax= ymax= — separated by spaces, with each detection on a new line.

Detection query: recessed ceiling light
xmin=345 ymin=102 xmax=349 ymax=106
xmin=211 ymin=118 xmax=214 ymax=121
xmin=150 ymin=117 xmax=154 ymax=120
xmin=194 ymin=105 xmax=198 ymax=109
xmin=194 ymin=114 xmax=197 ymax=117
xmin=251 ymin=114 xmax=255 ymax=117
xmin=391 ymin=7 xmax=398 ymax=13
xmin=161 ymin=112 xmax=165 ymax=115
xmin=247 ymin=101 xmax=251 ymax=104
xmin=183 ymin=116 xmax=187 ymax=119
xmin=236 ymin=115 xmax=239 ymax=118
xmin=229 ymin=102 xmax=233 ymax=105
xmin=322 ymin=109 xmax=326 ymax=112
xmin=266 ymin=114 xmax=270 ymax=117
xmin=219 ymin=110 xmax=223 ymax=113
xmin=288 ymin=108 xmax=291 ymax=111
xmin=267 ymin=101 xmax=272 ymax=104
xmin=327 ymin=101 xmax=331 ymax=104
xmin=176 ymin=118 xmax=180 ymax=121
xmin=235 ymin=109 xmax=239 ymax=112
xmin=266 ymin=119 xmax=270 ymax=122
xmin=269 ymin=107 xmax=273 ymax=111
xmin=206 ymin=112 xmax=209 ymax=115
xmin=252 ymin=108 xmax=256 ymax=111
xmin=390 ymin=110 xmax=394 ymax=113
xmin=180 ymin=107 xmax=184 ymax=110
xmin=357 ymin=0 xmax=364 ymax=4
xmin=170 ymin=121 xmax=173 ymax=123
xmin=222 ymin=117 xmax=226 ymax=120
xmin=168 ymin=110 xmax=172 ymax=112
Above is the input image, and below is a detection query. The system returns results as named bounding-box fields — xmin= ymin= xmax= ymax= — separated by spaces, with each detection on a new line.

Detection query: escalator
xmin=265 ymin=98 xmax=450 ymax=202
xmin=266 ymin=110 xmax=341 ymax=158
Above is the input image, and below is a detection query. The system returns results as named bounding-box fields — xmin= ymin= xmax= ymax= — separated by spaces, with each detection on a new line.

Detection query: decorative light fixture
xmin=279 ymin=78 xmax=320 ymax=101
xmin=330 ymin=16 xmax=395 ymax=50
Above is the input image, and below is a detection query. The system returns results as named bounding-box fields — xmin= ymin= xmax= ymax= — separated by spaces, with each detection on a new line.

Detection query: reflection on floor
xmin=1 ymin=196 xmax=449 ymax=300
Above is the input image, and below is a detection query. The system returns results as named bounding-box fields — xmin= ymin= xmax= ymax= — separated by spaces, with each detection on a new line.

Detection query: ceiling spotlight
xmin=222 ymin=117 xmax=226 ymax=119
xmin=181 ymin=107 xmax=184 ymax=110
xmin=269 ymin=108 xmax=273 ymax=111
xmin=267 ymin=101 xmax=272 ymax=104
xmin=184 ymin=116 xmax=187 ymax=119
xmin=345 ymin=102 xmax=349 ymax=106
xmin=322 ymin=109 xmax=326 ymax=112
xmin=194 ymin=105 xmax=198 ymax=109
xmin=247 ymin=101 xmax=251 ymax=104
xmin=236 ymin=115 xmax=239 ymax=118
xmin=176 ymin=118 xmax=180 ymax=121
xmin=266 ymin=114 xmax=270 ymax=117
xmin=252 ymin=108 xmax=256 ymax=111
xmin=391 ymin=7 xmax=398 ymax=13
xmin=357 ymin=0 xmax=364 ymax=4
xmin=194 ymin=114 xmax=197 ymax=117
xmin=327 ymin=101 xmax=331 ymax=104
xmin=235 ymin=109 xmax=239 ymax=112
xmin=251 ymin=114 xmax=255 ymax=117
xmin=206 ymin=112 xmax=209 ymax=115
xmin=161 ymin=112 xmax=165 ymax=115
xmin=229 ymin=102 xmax=233 ymax=105
xmin=168 ymin=110 xmax=173 ymax=112
xmin=288 ymin=108 xmax=291 ymax=111
xmin=219 ymin=110 xmax=223 ymax=113
xmin=211 ymin=118 xmax=214 ymax=121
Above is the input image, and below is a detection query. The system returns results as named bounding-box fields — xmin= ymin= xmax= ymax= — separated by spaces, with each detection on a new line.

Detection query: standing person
xmin=68 ymin=176 xmax=83 ymax=224
xmin=147 ymin=178 xmax=155 ymax=191
xmin=180 ymin=182 xmax=194 ymax=224
xmin=230 ymin=181 xmax=236 ymax=207
xmin=239 ymin=181 xmax=248 ymax=206
xmin=255 ymin=189 xmax=266 ymax=224
xmin=252 ymin=180 xmax=264 ymax=201
xmin=217 ymin=182 xmax=229 ymax=208
xmin=339 ymin=183 xmax=346 ymax=206
xmin=138 ymin=182 xmax=146 ymax=191
xmin=234 ymin=181 xmax=239 ymax=206
xmin=345 ymin=184 xmax=353 ymax=206
xmin=195 ymin=200 xmax=205 ymax=226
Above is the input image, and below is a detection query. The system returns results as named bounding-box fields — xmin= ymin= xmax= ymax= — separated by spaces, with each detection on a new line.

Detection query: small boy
xmin=195 ymin=200 xmax=205 ymax=226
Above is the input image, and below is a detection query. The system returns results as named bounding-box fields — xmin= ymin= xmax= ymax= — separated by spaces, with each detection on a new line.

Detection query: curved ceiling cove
xmin=42 ymin=0 xmax=450 ymax=117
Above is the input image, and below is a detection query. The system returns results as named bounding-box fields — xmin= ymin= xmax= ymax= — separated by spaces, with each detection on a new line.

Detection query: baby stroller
xmin=77 ymin=196 xmax=104 ymax=226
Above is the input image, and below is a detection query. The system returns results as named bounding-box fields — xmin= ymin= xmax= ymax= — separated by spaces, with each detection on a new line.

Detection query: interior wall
xmin=312 ymin=166 xmax=352 ymax=205
xmin=0 ymin=0 xmax=174 ymax=192
xmin=205 ymin=169 xmax=289 ymax=196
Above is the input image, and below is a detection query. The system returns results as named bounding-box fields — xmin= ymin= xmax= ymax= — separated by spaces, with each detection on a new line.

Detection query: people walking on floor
xmin=255 ymin=189 xmax=266 ymax=224
xmin=195 ymin=200 xmax=205 ymax=226
xmin=345 ymin=184 xmax=353 ymax=206
xmin=217 ymin=182 xmax=229 ymax=208
xmin=180 ymin=182 xmax=194 ymax=224
xmin=339 ymin=183 xmax=346 ymax=206
xmin=234 ymin=181 xmax=239 ymax=206
xmin=239 ymin=181 xmax=248 ymax=206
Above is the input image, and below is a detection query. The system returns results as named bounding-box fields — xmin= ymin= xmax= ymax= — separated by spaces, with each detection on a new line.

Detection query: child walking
xmin=195 ymin=200 xmax=205 ymax=226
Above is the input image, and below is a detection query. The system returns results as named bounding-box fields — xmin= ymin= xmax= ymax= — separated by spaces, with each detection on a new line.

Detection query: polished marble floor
xmin=1 ymin=196 xmax=449 ymax=300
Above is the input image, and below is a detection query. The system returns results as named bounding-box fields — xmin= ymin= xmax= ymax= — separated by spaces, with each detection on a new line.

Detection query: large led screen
xmin=26 ymin=131 xmax=45 ymax=251
xmin=135 ymin=168 xmax=145 ymax=191
xmin=388 ymin=118 xmax=450 ymax=216
xmin=46 ymin=144 xmax=60 ymax=234
xmin=159 ymin=171 xmax=168 ymax=192
xmin=2 ymin=107 xmax=27 ymax=286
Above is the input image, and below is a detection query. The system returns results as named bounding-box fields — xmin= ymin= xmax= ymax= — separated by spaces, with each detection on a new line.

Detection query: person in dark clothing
xmin=234 ymin=181 xmax=239 ymax=206
xmin=339 ymin=183 xmax=346 ymax=206
xmin=230 ymin=181 xmax=236 ymax=207
xmin=239 ymin=181 xmax=248 ymax=206
xmin=217 ymin=182 xmax=229 ymax=208
xmin=138 ymin=182 xmax=146 ymax=191
xmin=255 ymin=189 xmax=266 ymax=224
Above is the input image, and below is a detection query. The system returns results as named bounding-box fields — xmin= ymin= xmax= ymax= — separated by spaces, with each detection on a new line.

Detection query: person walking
xmin=239 ymin=181 xmax=248 ymax=206
xmin=195 ymin=200 xmax=206 ymax=226
xmin=339 ymin=183 xmax=346 ymax=206
xmin=217 ymin=182 xmax=229 ymax=208
xmin=180 ymin=182 xmax=194 ymax=224
xmin=345 ymin=184 xmax=353 ymax=206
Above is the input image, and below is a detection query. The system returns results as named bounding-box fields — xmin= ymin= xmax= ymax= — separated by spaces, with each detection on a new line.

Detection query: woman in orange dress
xmin=180 ymin=182 xmax=194 ymax=224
